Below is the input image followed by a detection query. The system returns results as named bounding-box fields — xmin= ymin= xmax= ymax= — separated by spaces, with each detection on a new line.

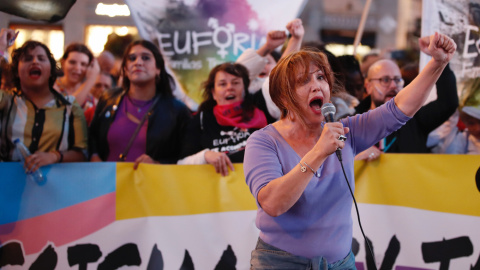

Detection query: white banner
xmin=123 ymin=0 xmax=307 ymax=108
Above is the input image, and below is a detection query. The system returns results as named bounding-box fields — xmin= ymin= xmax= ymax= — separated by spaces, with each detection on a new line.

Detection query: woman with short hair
xmin=244 ymin=33 xmax=456 ymax=268
xmin=0 ymin=40 xmax=88 ymax=168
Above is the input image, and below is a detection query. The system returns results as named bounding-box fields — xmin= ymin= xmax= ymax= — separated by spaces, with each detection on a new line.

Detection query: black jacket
xmin=179 ymin=110 xmax=260 ymax=163
xmin=89 ymin=88 xmax=192 ymax=163
xmin=355 ymin=64 xmax=458 ymax=153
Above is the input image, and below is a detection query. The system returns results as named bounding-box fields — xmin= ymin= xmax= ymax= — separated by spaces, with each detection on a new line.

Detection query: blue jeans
xmin=251 ymin=238 xmax=356 ymax=270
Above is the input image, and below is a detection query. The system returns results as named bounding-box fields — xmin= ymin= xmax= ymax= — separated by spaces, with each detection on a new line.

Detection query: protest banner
xmin=1 ymin=155 xmax=479 ymax=269
xmin=421 ymin=0 xmax=480 ymax=104
xmin=123 ymin=0 xmax=307 ymax=108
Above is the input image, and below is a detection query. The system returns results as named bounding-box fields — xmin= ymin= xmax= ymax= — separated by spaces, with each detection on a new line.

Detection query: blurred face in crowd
xmin=63 ymin=51 xmax=89 ymax=85
xmin=18 ymin=46 xmax=51 ymax=90
xmin=97 ymin=52 xmax=115 ymax=73
xmin=346 ymin=70 xmax=365 ymax=101
xmin=461 ymin=111 xmax=480 ymax=139
xmin=124 ymin=45 xmax=160 ymax=85
xmin=365 ymin=59 xmax=404 ymax=109
xmin=90 ymin=73 xmax=113 ymax=99
xmin=259 ymin=54 xmax=277 ymax=79
xmin=295 ymin=64 xmax=331 ymax=124
xmin=212 ymin=70 xmax=245 ymax=106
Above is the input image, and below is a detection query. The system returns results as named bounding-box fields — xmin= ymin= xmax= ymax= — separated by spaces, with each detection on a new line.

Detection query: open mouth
xmin=385 ymin=92 xmax=397 ymax=99
xmin=225 ymin=95 xmax=236 ymax=100
xmin=29 ymin=67 xmax=42 ymax=78
xmin=309 ymin=97 xmax=323 ymax=112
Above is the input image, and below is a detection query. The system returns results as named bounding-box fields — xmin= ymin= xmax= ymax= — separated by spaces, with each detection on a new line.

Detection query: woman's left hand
xmin=24 ymin=151 xmax=58 ymax=173
xmin=133 ymin=154 xmax=157 ymax=170
xmin=419 ymin=32 xmax=456 ymax=63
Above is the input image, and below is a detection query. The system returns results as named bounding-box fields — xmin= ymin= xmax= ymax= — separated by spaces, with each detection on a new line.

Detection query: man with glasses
xmin=354 ymin=59 xmax=458 ymax=160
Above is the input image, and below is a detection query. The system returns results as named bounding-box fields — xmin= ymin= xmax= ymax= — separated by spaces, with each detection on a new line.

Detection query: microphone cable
xmin=337 ymin=154 xmax=378 ymax=269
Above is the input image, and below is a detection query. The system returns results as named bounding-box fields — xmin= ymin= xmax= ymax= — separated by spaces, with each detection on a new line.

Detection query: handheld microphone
xmin=321 ymin=103 xmax=344 ymax=161
xmin=321 ymin=103 xmax=336 ymax=122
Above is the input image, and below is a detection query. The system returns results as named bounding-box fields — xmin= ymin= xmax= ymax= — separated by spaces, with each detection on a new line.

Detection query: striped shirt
xmin=0 ymin=89 xmax=88 ymax=161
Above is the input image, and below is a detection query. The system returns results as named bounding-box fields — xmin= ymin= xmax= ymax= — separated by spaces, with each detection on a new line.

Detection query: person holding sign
xmin=244 ymin=33 xmax=456 ymax=268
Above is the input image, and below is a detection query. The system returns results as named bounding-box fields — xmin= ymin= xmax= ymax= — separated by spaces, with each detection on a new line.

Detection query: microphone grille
xmin=321 ymin=103 xmax=336 ymax=116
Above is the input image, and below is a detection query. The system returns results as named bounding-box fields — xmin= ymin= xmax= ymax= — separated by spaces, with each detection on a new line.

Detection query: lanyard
xmin=382 ymin=137 xmax=397 ymax=153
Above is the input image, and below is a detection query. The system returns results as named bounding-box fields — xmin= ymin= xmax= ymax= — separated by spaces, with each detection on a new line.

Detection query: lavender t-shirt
xmin=244 ymin=99 xmax=410 ymax=262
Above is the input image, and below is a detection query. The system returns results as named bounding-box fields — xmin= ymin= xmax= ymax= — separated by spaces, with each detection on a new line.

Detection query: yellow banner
xmin=116 ymin=154 xmax=480 ymax=219
xmin=116 ymin=163 xmax=257 ymax=219
xmin=354 ymin=154 xmax=480 ymax=217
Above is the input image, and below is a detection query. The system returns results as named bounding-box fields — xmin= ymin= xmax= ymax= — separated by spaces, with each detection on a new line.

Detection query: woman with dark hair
xmin=337 ymin=54 xmax=366 ymax=102
xmin=178 ymin=62 xmax=267 ymax=176
xmin=244 ymin=33 xmax=456 ymax=268
xmin=89 ymin=40 xmax=191 ymax=168
xmin=0 ymin=39 xmax=88 ymax=168
xmin=54 ymin=43 xmax=100 ymax=107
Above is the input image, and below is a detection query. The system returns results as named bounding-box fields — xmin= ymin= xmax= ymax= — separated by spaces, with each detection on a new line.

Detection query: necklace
xmin=126 ymin=95 xmax=153 ymax=113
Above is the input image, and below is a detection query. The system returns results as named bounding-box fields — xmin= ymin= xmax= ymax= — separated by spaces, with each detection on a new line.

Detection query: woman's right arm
xmin=255 ymin=148 xmax=328 ymax=217
xmin=245 ymin=123 xmax=348 ymax=217
xmin=280 ymin=19 xmax=304 ymax=59
xmin=71 ymin=59 xmax=100 ymax=106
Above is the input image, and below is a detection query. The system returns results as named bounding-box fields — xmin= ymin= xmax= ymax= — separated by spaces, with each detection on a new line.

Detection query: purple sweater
xmin=244 ymin=99 xmax=410 ymax=262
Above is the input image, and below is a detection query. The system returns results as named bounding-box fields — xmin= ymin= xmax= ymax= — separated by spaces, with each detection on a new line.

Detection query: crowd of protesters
xmin=0 ymin=18 xmax=478 ymax=178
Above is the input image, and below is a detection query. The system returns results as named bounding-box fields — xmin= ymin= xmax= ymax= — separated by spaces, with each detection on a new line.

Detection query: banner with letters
xmin=421 ymin=0 xmax=480 ymax=89
xmin=123 ymin=0 xmax=307 ymax=107
xmin=0 ymin=154 xmax=479 ymax=269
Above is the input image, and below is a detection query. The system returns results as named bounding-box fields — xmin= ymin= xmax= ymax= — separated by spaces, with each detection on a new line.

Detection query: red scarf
xmin=213 ymin=101 xmax=267 ymax=129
